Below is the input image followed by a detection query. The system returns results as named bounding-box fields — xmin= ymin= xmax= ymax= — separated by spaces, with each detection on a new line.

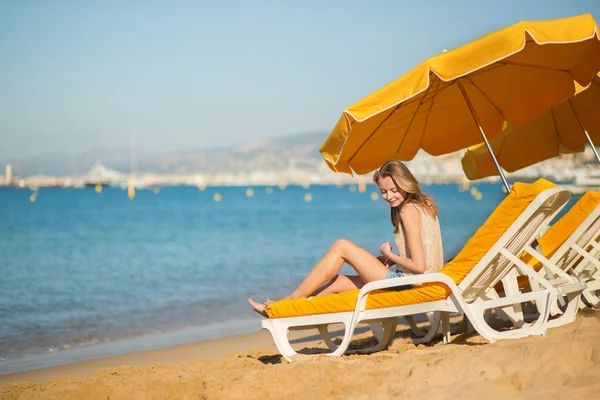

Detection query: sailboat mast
xmin=128 ymin=133 xmax=136 ymax=199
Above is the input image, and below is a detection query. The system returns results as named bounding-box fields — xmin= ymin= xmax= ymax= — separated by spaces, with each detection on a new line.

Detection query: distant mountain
xmin=6 ymin=130 xmax=589 ymax=181
xmin=2 ymin=132 xmax=328 ymax=176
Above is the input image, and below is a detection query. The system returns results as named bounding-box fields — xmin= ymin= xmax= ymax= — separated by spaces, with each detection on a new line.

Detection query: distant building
xmin=5 ymin=164 xmax=12 ymax=184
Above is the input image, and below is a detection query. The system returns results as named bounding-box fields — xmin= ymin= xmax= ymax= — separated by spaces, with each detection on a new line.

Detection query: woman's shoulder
xmin=401 ymin=201 xmax=423 ymax=214
xmin=399 ymin=203 xmax=422 ymax=223
xmin=404 ymin=201 xmax=436 ymax=221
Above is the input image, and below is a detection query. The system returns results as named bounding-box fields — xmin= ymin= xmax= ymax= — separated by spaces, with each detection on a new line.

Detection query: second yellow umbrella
xmin=462 ymin=73 xmax=600 ymax=180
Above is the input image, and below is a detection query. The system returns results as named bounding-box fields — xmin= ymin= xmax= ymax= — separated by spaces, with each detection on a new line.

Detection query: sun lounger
xmin=532 ymin=190 xmax=600 ymax=309
xmin=260 ymin=179 xmax=570 ymax=360
xmin=497 ymin=191 xmax=599 ymax=327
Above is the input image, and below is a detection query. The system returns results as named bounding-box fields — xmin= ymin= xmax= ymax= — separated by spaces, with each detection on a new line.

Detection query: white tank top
xmin=391 ymin=203 xmax=444 ymax=276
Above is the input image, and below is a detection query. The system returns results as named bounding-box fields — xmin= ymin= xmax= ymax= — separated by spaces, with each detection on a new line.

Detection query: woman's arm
xmin=376 ymin=255 xmax=395 ymax=267
xmin=380 ymin=205 xmax=427 ymax=274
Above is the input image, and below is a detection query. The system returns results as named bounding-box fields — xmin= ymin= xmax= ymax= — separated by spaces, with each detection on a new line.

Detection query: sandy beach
xmin=2 ymin=310 xmax=599 ymax=399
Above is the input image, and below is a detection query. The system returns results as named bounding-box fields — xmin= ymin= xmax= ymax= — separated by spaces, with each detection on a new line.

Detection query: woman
xmin=249 ymin=160 xmax=443 ymax=316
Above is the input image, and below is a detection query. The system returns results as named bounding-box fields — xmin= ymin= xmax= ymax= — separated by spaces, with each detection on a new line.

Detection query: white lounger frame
xmin=554 ymin=204 xmax=600 ymax=308
xmin=497 ymin=203 xmax=600 ymax=329
xmin=262 ymin=187 xmax=571 ymax=361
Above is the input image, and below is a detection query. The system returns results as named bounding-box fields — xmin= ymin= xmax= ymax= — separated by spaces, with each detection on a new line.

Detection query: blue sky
xmin=0 ymin=0 xmax=598 ymax=158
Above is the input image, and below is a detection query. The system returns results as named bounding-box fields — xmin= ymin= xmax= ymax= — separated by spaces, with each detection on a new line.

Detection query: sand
xmin=1 ymin=310 xmax=600 ymax=400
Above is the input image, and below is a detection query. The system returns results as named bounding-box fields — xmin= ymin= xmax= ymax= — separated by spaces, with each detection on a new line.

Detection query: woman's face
xmin=377 ymin=176 xmax=405 ymax=207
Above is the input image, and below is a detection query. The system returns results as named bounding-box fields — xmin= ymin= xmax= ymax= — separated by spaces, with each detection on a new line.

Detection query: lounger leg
xmin=453 ymin=314 xmax=470 ymax=334
xmin=460 ymin=289 xmax=551 ymax=343
xmin=329 ymin=322 xmax=358 ymax=357
xmin=412 ymin=312 xmax=442 ymax=344
xmin=581 ymin=279 xmax=600 ymax=308
xmin=317 ymin=325 xmax=338 ymax=351
xmin=547 ymin=292 xmax=581 ymax=328
xmin=405 ymin=315 xmax=427 ymax=337
xmin=528 ymin=279 xmax=546 ymax=315
xmin=498 ymin=271 xmax=525 ymax=326
xmin=468 ymin=312 xmax=498 ymax=343
xmin=384 ymin=317 xmax=399 ymax=348
xmin=582 ymin=288 xmax=600 ymax=308
xmin=487 ymin=287 xmax=527 ymax=328
xmin=549 ymin=297 xmax=563 ymax=316
xmin=441 ymin=311 xmax=451 ymax=343
xmin=509 ymin=289 xmax=551 ymax=338
xmin=369 ymin=322 xmax=385 ymax=342
xmin=262 ymin=321 xmax=298 ymax=362
xmin=372 ymin=317 xmax=398 ymax=351
xmin=486 ymin=288 xmax=512 ymax=322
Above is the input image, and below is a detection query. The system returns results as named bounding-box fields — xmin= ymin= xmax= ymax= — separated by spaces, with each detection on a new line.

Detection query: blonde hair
xmin=373 ymin=160 xmax=438 ymax=233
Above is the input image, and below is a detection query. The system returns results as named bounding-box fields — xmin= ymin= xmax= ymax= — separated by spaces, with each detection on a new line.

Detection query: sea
xmin=0 ymin=182 xmax=577 ymax=374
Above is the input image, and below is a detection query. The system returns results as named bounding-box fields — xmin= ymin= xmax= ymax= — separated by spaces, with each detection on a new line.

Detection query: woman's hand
xmin=379 ymin=242 xmax=394 ymax=260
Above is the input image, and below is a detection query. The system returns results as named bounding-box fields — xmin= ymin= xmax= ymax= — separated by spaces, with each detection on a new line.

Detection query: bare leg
xmin=314 ymin=274 xmax=365 ymax=296
xmin=287 ymin=239 xmax=388 ymax=300
xmin=248 ymin=239 xmax=388 ymax=315
xmin=250 ymin=274 xmax=365 ymax=316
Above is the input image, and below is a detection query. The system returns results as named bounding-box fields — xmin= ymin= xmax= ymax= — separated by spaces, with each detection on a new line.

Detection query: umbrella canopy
xmin=320 ymin=14 xmax=600 ymax=181
xmin=461 ymin=74 xmax=600 ymax=180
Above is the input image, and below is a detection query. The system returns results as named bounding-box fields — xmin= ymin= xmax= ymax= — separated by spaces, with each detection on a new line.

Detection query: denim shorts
xmin=384 ymin=268 xmax=413 ymax=291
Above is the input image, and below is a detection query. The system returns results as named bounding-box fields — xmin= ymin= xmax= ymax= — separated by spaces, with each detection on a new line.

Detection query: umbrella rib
xmin=389 ymin=77 xmax=454 ymax=113
xmin=463 ymin=77 xmax=506 ymax=120
xmin=551 ymin=108 xmax=561 ymax=145
xmin=494 ymin=126 xmax=519 ymax=170
xmin=379 ymin=78 xmax=452 ymax=111
xmin=395 ymin=74 xmax=438 ymax=154
xmin=346 ymin=103 xmax=402 ymax=165
xmin=497 ymin=122 xmax=517 ymax=158
xmin=492 ymin=126 xmax=510 ymax=161
xmin=466 ymin=63 xmax=505 ymax=79
xmin=347 ymin=73 xmax=441 ymax=165
xmin=496 ymin=137 xmax=507 ymax=159
xmin=419 ymin=79 xmax=453 ymax=104
xmin=498 ymin=61 xmax=569 ymax=73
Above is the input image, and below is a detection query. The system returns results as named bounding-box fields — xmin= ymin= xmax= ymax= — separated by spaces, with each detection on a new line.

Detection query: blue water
xmin=0 ymin=183 xmax=570 ymax=373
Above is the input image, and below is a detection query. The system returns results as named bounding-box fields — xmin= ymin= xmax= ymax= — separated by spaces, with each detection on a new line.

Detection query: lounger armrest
xmin=354 ymin=273 xmax=459 ymax=312
xmin=360 ymin=273 xmax=457 ymax=294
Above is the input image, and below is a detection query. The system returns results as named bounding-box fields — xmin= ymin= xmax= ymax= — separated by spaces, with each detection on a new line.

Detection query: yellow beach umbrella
xmin=319 ymin=14 xmax=600 ymax=192
xmin=462 ymin=73 xmax=600 ymax=180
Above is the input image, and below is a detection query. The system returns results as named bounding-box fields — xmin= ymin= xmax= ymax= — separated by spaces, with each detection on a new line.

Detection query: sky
xmin=0 ymin=0 xmax=599 ymax=158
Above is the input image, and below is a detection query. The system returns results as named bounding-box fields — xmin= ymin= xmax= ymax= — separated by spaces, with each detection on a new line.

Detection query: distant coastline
xmin=2 ymin=131 xmax=599 ymax=189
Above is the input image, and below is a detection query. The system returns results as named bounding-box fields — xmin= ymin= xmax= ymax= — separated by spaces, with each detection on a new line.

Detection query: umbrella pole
xmin=457 ymin=82 xmax=511 ymax=193
xmin=568 ymin=99 xmax=600 ymax=164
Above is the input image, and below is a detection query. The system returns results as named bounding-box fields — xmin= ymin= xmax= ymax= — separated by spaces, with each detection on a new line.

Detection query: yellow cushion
xmin=266 ymin=178 xmax=557 ymax=319
xmin=523 ymin=190 xmax=600 ymax=271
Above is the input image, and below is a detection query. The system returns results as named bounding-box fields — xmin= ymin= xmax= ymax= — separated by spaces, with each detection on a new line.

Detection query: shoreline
xmin=0 ymin=327 xmax=273 ymax=385
xmin=0 ymin=317 xmax=261 ymax=376
xmin=0 ymin=322 xmax=366 ymax=385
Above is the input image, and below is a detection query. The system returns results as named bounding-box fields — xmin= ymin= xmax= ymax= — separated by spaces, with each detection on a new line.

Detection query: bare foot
xmin=248 ymin=298 xmax=268 ymax=317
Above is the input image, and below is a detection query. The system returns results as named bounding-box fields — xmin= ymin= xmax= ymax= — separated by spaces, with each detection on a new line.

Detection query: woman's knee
xmin=331 ymin=238 xmax=354 ymax=254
